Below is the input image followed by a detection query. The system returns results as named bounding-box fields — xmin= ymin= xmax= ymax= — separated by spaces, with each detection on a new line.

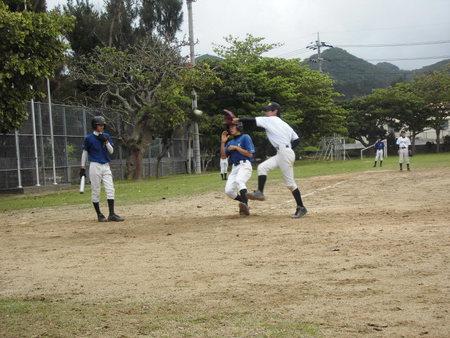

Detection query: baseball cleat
xmin=239 ymin=202 xmax=250 ymax=216
xmin=291 ymin=206 xmax=307 ymax=219
xmin=108 ymin=213 xmax=124 ymax=222
xmin=246 ymin=190 xmax=265 ymax=201
xmin=97 ymin=214 xmax=107 ymax=222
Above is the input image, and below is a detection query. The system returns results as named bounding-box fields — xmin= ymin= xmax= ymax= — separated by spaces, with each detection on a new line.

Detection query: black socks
xmin=93 ymin=202 xmax=101 ymax=215
xmin=234 ymin=189 xmax=248 ymax=204
xmin=258 ymin=175 xmax=267 ymax=192
xmin=107 ymin=199 xmax=115 ymax=216
xmin=292 ymin=188 xmax=304 ymax=207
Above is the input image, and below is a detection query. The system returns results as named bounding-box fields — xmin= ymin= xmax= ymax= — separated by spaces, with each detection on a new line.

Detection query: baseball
xmin=194 ymin=109 xmax=203 ymax=116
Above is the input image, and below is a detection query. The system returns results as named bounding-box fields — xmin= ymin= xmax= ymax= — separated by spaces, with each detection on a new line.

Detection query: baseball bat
xmin=79 ymin=175 xmax=85 ymax=194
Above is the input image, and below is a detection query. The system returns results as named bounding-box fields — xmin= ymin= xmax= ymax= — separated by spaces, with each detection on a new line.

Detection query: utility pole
xmin=306 ymin=32 xmax=333 ymax=73
xmin=186 ymin=0 xmax=202 ymax=174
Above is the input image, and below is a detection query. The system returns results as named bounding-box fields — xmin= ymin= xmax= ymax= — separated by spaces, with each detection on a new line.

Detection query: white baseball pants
xmin=220 ymin=158 xmax=229 ymax=174
xmin=89 ymin=162 xmax=115 ymax=203
xmin=375 ymin=149 xmax=384 ymax=161
xmin=258 ymin=147 xmax=297 ymax=191
xmin=225 ymin=161 xmax=252 ymax=199
xmin=398 ymin=148 xmax=410 ymax=164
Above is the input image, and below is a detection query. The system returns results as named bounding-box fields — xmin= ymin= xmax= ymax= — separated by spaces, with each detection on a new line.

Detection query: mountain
xmin=303 ymin=48 xmax=449 ymax=99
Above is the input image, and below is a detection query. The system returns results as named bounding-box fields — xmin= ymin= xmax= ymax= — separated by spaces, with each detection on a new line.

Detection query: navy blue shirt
xmin=225 ymin=134 xmax=255 ymax=164
xmin=82 ymin=133 xmax=114 ymax=163
xmin=375 ymin=141 xmax=384 ymax=150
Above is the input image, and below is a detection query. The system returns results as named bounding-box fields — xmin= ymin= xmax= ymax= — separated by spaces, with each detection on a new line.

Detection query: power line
xmin=335 ymin=40 xmax=450 ymax=48
xmin=317 ymin=55 xmax=450 ymax=62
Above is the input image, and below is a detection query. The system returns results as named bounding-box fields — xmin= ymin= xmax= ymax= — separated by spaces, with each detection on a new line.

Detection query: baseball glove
xmin=222 ymin=109 xmax=237 ymax=126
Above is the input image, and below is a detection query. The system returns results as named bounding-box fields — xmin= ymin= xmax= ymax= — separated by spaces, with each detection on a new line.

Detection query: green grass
xmin=0 ymin=297 xmax=321 ymax=337
xmin=0 ymin=153 xmax=448 ymax=211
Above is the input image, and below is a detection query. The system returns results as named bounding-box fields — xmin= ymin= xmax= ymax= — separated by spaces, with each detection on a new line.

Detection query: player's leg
xmin=277 ymin=148 xmax=307 ymax=218
xmin=399 ymin=149 xmax=404 ymax=170
xmin=247 ymin=155 xmax=278 ymax=201
xmin=220 ymin=158 xmax=228 ymax=180
xmin=405 ymin=149 xmax=410 ymax=171
xmin=102 ymin=164 xmax=123 ymax=222
xmin=89 ymin=162 xmax=107 ymax=222
xmin=235 ymin=162 xmax=253 ymax=215
xmin=224 ymin=165 xmax=239 ymax=199
xmin=380 ymin=150 xmax=383 ymax=167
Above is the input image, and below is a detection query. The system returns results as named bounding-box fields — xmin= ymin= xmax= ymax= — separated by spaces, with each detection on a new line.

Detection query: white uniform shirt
xmin=396 ymin=136 xmax=411 ymax=149
xmin=255 ymin=116 xmax=299 ymax=148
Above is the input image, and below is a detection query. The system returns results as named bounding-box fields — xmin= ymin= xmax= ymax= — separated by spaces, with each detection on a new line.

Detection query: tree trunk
xmin=125 ymin=145 xmax=145 ymax=180
xmin=435 ymin=129 xmax=441 ymax=153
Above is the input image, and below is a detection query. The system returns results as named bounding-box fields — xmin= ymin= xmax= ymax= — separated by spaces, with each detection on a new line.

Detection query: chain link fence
xmin=0 ymin=102 xmax=191 ymax=191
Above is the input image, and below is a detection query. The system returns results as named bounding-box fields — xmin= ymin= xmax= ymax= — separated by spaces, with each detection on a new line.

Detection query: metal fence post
xmin=30 ymin=92 xmax=40 ymax=186
xmin=37 ymin=103 xmax=46 ymax=184
xmin=62 ymin=105 xmax=70 ymax=183
xmin=14 ymin=130 xmax=23 ymax=188
xmin=47 ymin=77 xmax=57 ymax=185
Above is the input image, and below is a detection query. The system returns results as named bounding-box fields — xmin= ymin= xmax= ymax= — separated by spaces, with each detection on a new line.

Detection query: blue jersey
xmin=225 ymin=134 xmax=255 ymax=165
xmin=375 ymin=141 xmax=384 ymax=150
xmin=82 ymin=133 xmax=114 ymax=163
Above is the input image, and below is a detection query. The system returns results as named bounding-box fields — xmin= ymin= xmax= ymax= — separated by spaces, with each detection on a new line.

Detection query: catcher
xmin=221 ymin=110 xmax=255 ymax=216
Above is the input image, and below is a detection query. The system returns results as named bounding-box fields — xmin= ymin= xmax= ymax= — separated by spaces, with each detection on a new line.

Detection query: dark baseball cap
xmin=262 ymin=102 xmax=282 ymax=113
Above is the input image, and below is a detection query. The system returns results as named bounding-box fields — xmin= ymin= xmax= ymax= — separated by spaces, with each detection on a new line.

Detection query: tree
xmin=370 ymin=83 xmax=430 ymax=151
xmin=70 ymin=40 xmax=218 ymax=179
xmin=412 ymin=68 xmax=450 ymax=152
xmin=0 ymin=1 xmax=74 ymax=132
xmin=139 ymin=0 xmax=183 ymax=41
xmin=199 ymin=34 xmax=346 ymax=157
xmin=343 ymin=96 xmax=389 ymax=147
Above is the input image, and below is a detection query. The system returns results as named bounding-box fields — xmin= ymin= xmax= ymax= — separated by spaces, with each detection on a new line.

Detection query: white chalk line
xmin=270 ymin=179 xmax=350 ymax=209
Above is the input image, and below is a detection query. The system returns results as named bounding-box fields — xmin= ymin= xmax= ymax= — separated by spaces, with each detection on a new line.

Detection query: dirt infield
xmin=1 ymin=167 xmax=449 ymax=337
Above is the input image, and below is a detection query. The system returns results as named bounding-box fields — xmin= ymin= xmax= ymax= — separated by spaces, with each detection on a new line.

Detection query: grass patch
xmin=0 ymin=153 xmax=448 ymax=211
xmin=0 ymin=297 xmax=321 ymax=337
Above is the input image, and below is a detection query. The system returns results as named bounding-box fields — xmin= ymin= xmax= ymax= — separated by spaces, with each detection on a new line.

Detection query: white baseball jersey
xmin=255 ymin=116 xmax=299 ymax=191
xmin=396 ymin=136 xmax=411 ymax=149
xmin=255 ymin=116 xmax=299 ymax=148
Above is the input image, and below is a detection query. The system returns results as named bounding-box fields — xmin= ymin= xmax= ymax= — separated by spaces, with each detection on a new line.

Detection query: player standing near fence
xmin=80 ymin=116 xmax=124 ymax=222
xmin=396 ymin=130 xmax=411 ymax=171
xmin=373 ymin=137 xmax=384 ymax=167
xmin=233 ymin=102 xmax=307 ymax=218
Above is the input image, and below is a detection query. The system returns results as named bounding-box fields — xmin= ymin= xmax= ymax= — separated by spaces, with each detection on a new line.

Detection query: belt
xmin=232 ymin=159 xmax=247 ymax=166
xmin=275 ymin=144 xmax=290 ymax=150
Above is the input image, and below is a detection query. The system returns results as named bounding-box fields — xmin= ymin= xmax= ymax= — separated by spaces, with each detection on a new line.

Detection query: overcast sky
xmin=47 ymin=0 xmax=450 ymax=70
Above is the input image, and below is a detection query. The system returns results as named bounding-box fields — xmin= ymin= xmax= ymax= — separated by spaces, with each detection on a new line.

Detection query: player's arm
xmin=228 ymin=146 xmax=253 ymax=158
xmin=229 ymin=134 xmax=255 ymax=158
xmin=80 ymin=149 xmax=88 ymax=177
xmin=233 ymin=117 xmax=257 ymax=128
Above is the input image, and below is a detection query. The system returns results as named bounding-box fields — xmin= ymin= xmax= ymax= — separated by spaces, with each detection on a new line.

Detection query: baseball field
xmin=1 ymin=154 xmax=449 ymax=337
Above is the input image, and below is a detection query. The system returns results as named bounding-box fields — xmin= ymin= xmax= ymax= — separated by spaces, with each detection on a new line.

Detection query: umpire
xmin=80 ymin=116 xmax=124 ymax=222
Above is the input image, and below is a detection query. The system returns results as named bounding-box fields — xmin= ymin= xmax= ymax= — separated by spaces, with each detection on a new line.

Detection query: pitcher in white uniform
xmin=233 ymin=102 xmax=307 ymax=218
xmin=396 ymin=130 xmax=411 ymax=171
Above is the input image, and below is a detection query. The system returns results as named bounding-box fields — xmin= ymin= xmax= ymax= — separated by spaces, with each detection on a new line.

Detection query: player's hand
xmin=80 ymin=168 xmax=86 ymax=178
xmin=221 ymin=131 xmax=229 ymax=143
xmin=228 ymin=145 xmax=237 ymax=151
xmin=97 ymin=134 xmax=107 ymax=143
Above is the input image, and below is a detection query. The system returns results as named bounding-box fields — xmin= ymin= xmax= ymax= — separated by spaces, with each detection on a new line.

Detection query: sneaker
xmin=291 ymin=206 xmax=308 ymax=219
xmin=97 ymin=214 xmax=107 ymax=222
xmin=108 ymin=214 xmax=124 ymax=222
xmin=246 ymin=190 xmax=265 ymax=201
xmin=239 ymin=202 xmax=250 ymax=216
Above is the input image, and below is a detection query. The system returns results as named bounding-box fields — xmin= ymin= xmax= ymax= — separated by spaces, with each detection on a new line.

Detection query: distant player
xmin=214 ymin=146 xmax=229 ymax=180
xmin=373 ymin=137 xmax=384 ymax=167
xmin=396 ymin=130 xmax=411 ymax=171
xmin=80 ymin=116 xmax=124 ymax=222
xmin=221 ymin=121 xmax=255 ymax=216
xmin=233 ymin=102 xmax=307 ymax=218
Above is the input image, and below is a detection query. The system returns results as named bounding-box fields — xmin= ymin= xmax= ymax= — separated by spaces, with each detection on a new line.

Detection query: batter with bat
xmin=80 ymin=116 xmax=124 ymax=222
xmin=221 ymin=110 xmax=255 ymax=216
xmin=233 ymin=102 xmax=307 ymax=218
